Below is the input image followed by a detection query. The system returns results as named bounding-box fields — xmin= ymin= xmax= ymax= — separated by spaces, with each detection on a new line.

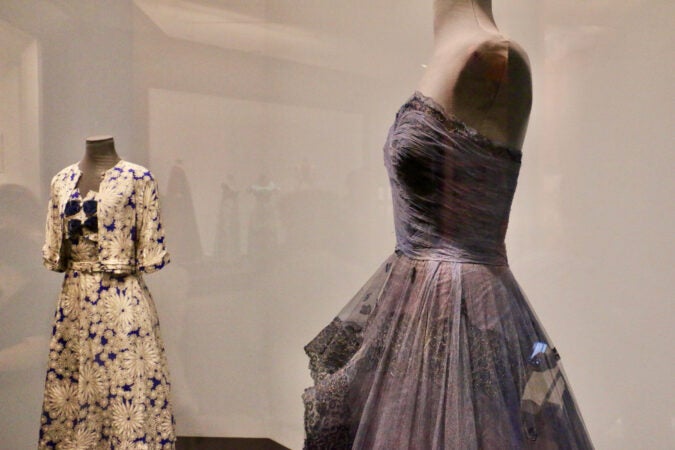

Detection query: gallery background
xmin=0 ymin=1 xmax=673 ymax=449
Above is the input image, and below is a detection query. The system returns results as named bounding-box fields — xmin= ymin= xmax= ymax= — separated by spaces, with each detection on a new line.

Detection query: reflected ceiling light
xmin=133 ymin=0 xmax=416 ymax=76
xmin=134 ymin=0 xmax=323 ymax=56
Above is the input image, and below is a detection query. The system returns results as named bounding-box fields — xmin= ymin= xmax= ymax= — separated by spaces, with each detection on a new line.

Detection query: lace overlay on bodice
xmin=405 ymin=92 xmax=523 ymax=163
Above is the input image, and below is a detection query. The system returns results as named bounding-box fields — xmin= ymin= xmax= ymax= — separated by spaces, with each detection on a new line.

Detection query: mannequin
xmin=418 ymin=0 xmax=532 ymax=150
xmin=77 ymin=135 xmax=121 ymax=195
xmin=302 ymin=3 xmax=594 ymax=448
xmin=40 ymin=138 xmax=175 ymax=447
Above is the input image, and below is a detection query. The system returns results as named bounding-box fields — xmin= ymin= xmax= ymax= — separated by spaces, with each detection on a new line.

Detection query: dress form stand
xmin=77 ymin=136 xmax=121 ymax=195
xmin=418 ymin=0 xmax=532 ymax=150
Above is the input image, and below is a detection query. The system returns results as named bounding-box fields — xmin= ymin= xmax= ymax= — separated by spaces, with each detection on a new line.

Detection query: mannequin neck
xmin=81 ymin=136 xmax=120 ymax=169
xmin=433 ymin=0 xmax=498 ymax=38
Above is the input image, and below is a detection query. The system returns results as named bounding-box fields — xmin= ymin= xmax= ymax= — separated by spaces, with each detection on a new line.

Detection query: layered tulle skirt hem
xmin=303 ymin=251 xmax=593 ymax=450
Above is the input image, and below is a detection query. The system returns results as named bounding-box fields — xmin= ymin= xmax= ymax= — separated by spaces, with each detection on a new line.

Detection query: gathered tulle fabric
xmin=303 ymin=92 xmax=593 ymax=449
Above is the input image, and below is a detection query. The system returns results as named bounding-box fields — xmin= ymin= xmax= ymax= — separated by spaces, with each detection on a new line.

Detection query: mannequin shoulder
xmin=466 ymin=37 xmax=531 ymax=81
xmin=504 ymin=40 xmax=532 ymax=81
xmin=120 ymin=161 xmax=157 ymax=181
xmin=49 ymin=163 xmax=79 ymax=188
xmin=503 ymin=40 xmax=533 ymax=111
xmin=468 ymin=37 xmax=532 ymax=101
xmin=464 ymin=37 xmax=510 ymax=81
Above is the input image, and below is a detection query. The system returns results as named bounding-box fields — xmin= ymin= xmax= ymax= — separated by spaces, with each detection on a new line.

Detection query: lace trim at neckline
xmin=404 ymin=91 xmax=522 ymax=163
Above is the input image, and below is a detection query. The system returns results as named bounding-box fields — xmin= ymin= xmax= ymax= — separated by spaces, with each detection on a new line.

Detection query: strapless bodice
xmin=383 ymin=91 xmax=522 ymax=266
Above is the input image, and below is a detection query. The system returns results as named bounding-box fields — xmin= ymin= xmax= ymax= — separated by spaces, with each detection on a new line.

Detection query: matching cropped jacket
xmin=42 ymin=160 xmax=170 ymax=274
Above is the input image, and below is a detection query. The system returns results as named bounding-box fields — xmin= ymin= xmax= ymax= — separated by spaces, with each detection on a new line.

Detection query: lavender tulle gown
xmin=302 ymin=92 xmax=593 ymax=449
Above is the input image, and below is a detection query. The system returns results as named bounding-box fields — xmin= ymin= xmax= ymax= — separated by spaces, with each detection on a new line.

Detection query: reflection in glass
xmin=0 ymin=1 xmax=672 ymax=448
xmin=0 ymin=17 xmax=44 ymax=450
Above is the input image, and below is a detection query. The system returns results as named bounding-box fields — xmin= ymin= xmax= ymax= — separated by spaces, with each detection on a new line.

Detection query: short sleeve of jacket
xmin=135 ymin=173 xmax=170 ymax=273
xmin=42 ymin=175 xmax=65 ymax=272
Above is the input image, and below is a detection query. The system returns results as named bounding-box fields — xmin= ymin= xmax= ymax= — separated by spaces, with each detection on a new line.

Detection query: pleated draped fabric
xmin=303 ymin=92 xmax=593 ymax=449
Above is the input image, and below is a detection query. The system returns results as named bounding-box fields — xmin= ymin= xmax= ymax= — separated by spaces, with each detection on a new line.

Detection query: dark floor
xmin=176 ymin=436 xmax=291 ymax=450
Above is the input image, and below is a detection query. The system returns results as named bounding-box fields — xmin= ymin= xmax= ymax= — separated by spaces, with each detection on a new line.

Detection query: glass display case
xmin=0 ymin=1 xmax=672 ymax=449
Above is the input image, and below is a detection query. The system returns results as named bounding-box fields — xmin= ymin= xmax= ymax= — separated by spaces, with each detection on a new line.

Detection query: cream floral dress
xmin=39 ymin=161 xmax=175 ymax=449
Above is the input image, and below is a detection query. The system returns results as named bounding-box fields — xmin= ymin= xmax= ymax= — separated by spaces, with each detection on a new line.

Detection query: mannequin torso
xmin=77 ymin=136 xmax=121 ymax=196
xmin=418 ymin=0 xmax=532 ymax=150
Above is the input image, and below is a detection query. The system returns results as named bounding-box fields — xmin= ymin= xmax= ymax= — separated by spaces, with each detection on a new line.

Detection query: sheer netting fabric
xmin=302 ymin=92 xmax=593 ymax=450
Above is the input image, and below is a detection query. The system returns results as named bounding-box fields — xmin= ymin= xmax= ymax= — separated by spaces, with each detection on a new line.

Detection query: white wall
xmin=0 ymin=20 xmax=39 ymax=194
xmin=0 ymin=1 xmax=673 ymax=449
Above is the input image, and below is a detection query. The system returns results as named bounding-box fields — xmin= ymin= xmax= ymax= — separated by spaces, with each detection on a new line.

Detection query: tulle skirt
xmin=303 ymin=251 xmax=593 ymax=449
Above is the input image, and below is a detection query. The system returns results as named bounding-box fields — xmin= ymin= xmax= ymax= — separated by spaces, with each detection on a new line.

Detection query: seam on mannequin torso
xmin=476 ymin=38 xmax=511 ymax=134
